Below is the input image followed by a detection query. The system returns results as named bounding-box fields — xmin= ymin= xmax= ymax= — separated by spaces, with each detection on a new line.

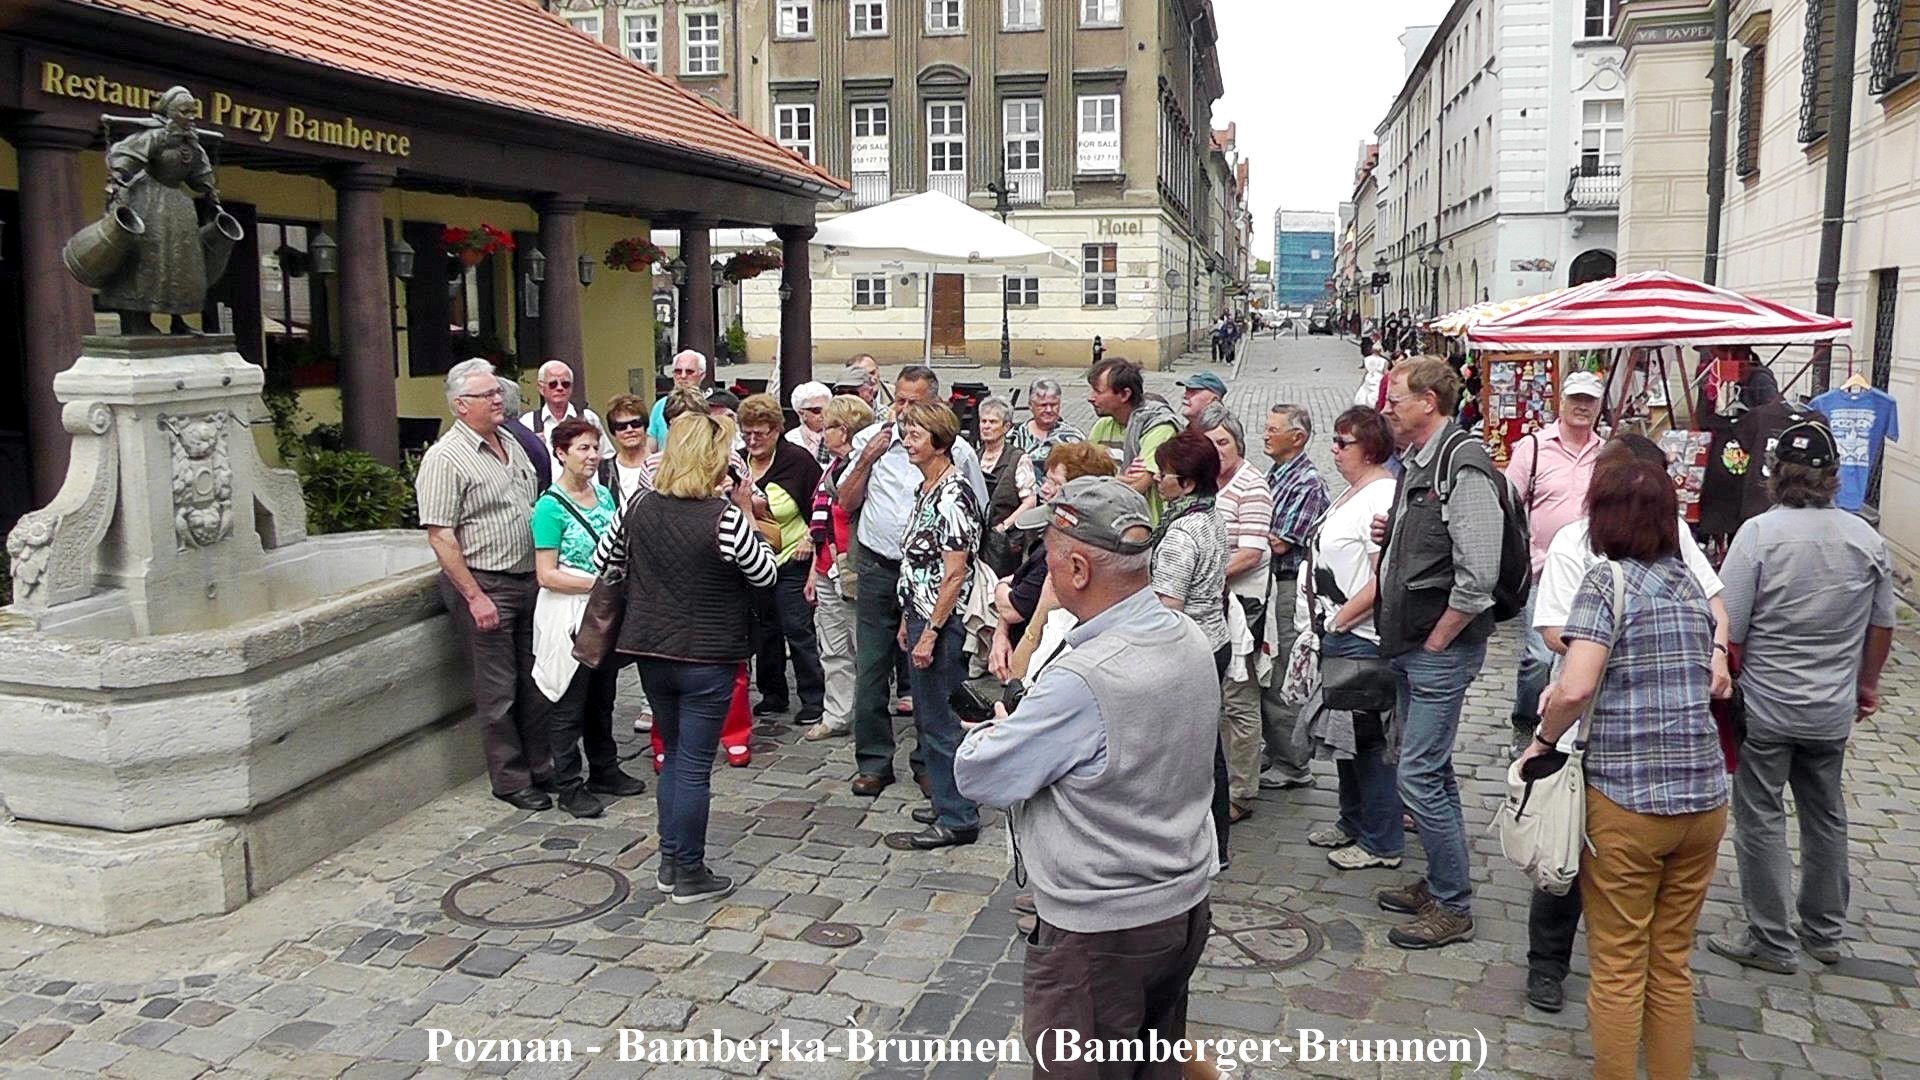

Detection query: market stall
xmin=1467 ymin=271 xmax=1861 ymax=543
xmin=1426 ymin=287 xmax=1588 ymax=466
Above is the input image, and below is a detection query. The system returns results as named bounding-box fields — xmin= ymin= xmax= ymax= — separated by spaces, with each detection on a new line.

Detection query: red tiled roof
xmin=64 ymin=0 xmax=846 ymax=195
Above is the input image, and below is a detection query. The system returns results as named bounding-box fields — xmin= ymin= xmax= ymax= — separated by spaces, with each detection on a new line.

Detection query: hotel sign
xmin=28 ymin=56 xmax=412 ymax=158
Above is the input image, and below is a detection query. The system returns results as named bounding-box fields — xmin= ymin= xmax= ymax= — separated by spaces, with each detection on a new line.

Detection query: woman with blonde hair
xmin=605 ymin=412 xmax=777 ymax=904
xmin=805 ymin=394 xmax=878 ymax=741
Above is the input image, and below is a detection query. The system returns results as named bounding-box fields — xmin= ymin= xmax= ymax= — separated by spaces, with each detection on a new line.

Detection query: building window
xmin=1005 ymin=276 xmax=1040 ymax=307
xmin=1080 ymin=0 xmax=1119 ymax=24
xmin=1868 ymin=268 xmax=1899 ymax=506
xmin=927 ymin=0 xmax=963 ymax=33
xmin=1737 ymin=45 xmax=1765 ymax=178
xmin=928 ymin=101 xmax=967 ymax=195
xmin=256 ymin=221 xmax=332 ymax=369
xmin=1077 ymin=94 xmax=1121 ymax=173
xmin=1082 ymin=243 xmax=1117 ymax=307
xmin=1580 ymin=100 xmax=1624 ymax=170
xmin=1004 ymin=0 xmax=1041 ymax=29
xmin=777 ymin=0 xmax=814 ymax=37
xmin=851 ymin=0 xmax=888 ymax=34
xmin=776 ymin=104 xmax=816 ymax=162
xmin=1004 ymin=99 xmax=1042 ymax=174
xmin=1870 ymin=0 xmax=1920 ymax=96
xmin=1800 ymin=0 xmax=1836 ymax=142
xmin=853 ymin=274 xmax=890 ymax=309
xmin=1582 ymin=0 xmax=1613 ymax=38
xmin=623 ymin=13 xmax=660 ymax=69
xmin=850 ymin=102 xmax=892 ymax=205
xmin=564 ymin=12 xmax=603 ymax=38
xmin=684 ymin=12 xmax=723 ymax=75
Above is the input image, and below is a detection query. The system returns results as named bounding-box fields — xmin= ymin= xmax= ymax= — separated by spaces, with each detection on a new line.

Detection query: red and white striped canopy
xmin=1468 ymin=271 xmax=1852 ymax=351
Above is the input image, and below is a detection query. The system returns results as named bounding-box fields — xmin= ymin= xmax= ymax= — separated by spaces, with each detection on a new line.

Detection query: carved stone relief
xmin=161 ymin=411 xmax=235 ymax=551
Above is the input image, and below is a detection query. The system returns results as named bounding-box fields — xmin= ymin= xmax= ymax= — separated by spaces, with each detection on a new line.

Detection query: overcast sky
xmin=1212 ymin=0 xmax=1453 ymax=258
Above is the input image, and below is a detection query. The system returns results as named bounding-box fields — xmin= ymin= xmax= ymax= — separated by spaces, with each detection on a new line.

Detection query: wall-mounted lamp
xmin=525 ymin=246 xmax=548 ymax=284
xmin=577 ymin=253 xmax=595 ymax=288
xmin=309 ymin=230 xmax=339 ymax=276
xmin=387 ymin=235 xmax=415 ymax=280
xmin=778 ymin=282 xmax=793 ymax=304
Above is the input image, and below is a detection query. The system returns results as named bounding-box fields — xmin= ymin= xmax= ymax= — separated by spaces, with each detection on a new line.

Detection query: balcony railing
xmin=852 ymin=172 xmax=890 ymax=207
xmin=1007 ymin=169 xmax=1044 ymax=206
xmin=929 ymin=172 xmax=968 ymax=201
xmin=1566 ymin=163 xmax=1621 ymax=212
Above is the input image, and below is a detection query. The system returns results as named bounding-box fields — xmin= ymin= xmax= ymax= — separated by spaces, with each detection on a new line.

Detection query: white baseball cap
xmin=1563 ymin=371 xmax=1605 ymax=398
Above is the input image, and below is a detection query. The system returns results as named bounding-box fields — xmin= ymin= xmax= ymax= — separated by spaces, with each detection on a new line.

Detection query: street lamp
xmin=986 ymin=177 xmax=1014 ymax=381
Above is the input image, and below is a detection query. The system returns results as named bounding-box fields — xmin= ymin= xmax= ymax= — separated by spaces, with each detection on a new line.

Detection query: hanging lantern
xmin=387 ymin=234 xmax=415 ymax=280
xmin=309 ymin=230 xmax=339 ymax=276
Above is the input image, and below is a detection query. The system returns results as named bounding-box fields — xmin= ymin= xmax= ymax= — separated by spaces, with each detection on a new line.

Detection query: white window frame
xmin=564 ymin=12 xmax=603 ymax=38
xmin=682 ymin=12 xmax=723 ymax=75
xmin=776 ymin=103 xmax=816 ymax=163
xmin=1005 ymin=276 xmax=1041 ymax=307
xmin=851 ymin=0 xmax=888 ymax=35
xmin=853 ymin=275 xmax=890 ymax=309
xmin=926 ymin=0 xmax=963 ymax=33
xmin=1080 ymin=0 xmax=1120 ymax=26
xmin=622 ymin=12 xmax=661 ymax=70
xmin=1003 ymin=99 xmax=1042 ymax=173
xmin=1582 ymin=0 xmax=1613 ymax=39
xmin=1076 ymin=93 xmax=1121 ymax=173
xmin=852 ymin=102 xmax=891 ymax=140
xmin=1580 ymin=99 xmax=1624 ymax=169
xmin=928 ymin=101 xmax=967 ymax=178
xmin=777 ymin=0 xmax=814 ymax=37
xmin=1003 ymin=0 xmax=1041 ymax=30
xmin=1082 ymin=244 xmax=1117 ymax=307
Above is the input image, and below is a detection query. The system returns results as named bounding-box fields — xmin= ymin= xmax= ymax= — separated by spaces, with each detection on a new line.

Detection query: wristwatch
xmin=1533 ymin=732 xmax=1557 ymax=750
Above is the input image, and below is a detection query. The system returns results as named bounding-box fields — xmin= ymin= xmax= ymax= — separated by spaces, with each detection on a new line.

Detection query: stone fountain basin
xmin=0 ymin=530 xmax=466 ymax=834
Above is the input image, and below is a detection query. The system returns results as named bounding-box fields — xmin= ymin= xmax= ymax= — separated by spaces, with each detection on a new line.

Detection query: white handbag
xmin=1493 ymin=561 xmax=1624 ymax=896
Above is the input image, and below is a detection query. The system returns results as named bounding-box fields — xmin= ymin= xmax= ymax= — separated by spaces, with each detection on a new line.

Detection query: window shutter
xmin=405 ymin=220 xmax=452 ymax=377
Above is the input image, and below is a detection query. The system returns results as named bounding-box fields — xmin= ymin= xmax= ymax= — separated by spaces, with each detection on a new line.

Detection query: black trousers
xmin=751 ymin=561 xmax=826 ymax=716
xmin=547 ymin=656 xmax=622 ymax=788
xmin=1023 ymin=901 xmax=1212 ymax=1080
xmin=1211 ymin=644 xmax=1232 ymax=865
xmin=1527 ymin=880 xmax=1584 ymax=981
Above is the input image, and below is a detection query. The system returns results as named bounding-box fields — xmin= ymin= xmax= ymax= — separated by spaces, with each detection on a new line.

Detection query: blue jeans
xmin=905 ymin=614 xmax=979 ymax=831
xmin=1323 ymin=632 xmax=1404 ymax=859
xmin=1391 ymin=637 xmax=1488 ymax=914
xmin=1510 ymin=589 xmax=1554 ymax=735
xmin=636 ymin=658 xmax=736 ymax=870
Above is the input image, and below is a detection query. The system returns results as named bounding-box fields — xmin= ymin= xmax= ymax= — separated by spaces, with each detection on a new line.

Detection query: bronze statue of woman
xmin=87 ymin=86 xmax=235 ymax=334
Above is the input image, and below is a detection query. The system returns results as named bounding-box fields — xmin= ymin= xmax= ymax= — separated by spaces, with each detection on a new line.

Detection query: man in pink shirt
xmin=1501 ymin=371 xmax=1604 ymax=754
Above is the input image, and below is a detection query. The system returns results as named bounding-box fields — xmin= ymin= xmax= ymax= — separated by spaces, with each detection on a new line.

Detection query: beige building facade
xmin=566 ymin=0 xmax=1234 ymax=369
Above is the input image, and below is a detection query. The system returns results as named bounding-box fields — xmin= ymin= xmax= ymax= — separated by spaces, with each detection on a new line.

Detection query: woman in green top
xmin=738 ymin=394 xmax=825 ymax=723
xmin=532 ymin=417 xmax=647 ymax=818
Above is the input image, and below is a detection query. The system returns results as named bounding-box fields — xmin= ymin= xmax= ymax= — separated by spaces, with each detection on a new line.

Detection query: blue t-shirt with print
xmin=1810 ymin=387 xmax=1900 ymax=511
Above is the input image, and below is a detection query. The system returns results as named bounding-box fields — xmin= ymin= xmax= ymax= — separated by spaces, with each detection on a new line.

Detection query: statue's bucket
xmin=62 ymin=204 xmax=146 ymax=289
xmin=200 ymin=210 xmax=244 ymax=285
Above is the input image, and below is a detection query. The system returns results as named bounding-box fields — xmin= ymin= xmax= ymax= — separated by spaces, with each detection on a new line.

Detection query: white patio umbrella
xmin=811 ymin=191 xmax=1081 ymax=363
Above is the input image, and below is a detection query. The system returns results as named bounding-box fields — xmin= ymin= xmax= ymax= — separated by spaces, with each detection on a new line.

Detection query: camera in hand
xmin=949 ymin=684 xmax=998 ymax=725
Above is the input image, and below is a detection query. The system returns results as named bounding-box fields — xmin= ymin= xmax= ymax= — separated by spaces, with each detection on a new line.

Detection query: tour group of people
xmin=416 ymin=343 xmax=1892 ymax=1079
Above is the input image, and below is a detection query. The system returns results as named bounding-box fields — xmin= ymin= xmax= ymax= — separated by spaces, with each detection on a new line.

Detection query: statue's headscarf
xmin=155 ymin=86 xmax=196 ymax=121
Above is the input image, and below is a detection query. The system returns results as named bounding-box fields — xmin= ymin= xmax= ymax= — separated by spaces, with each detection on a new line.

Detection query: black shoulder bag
xmin=1310 ymin=525 xmax=1398 ymax=714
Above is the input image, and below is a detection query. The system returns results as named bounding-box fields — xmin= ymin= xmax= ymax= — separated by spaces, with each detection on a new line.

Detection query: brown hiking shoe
xmin=1376 ymin=879 xmax=1434 ymax=915
xmin=1389 ymin=906 xmax=1475 ymax=950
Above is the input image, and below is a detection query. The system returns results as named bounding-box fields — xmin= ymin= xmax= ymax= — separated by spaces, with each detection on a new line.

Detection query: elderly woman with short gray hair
xmin=976 ymin=396 xmax=1038 ymax=574
xmin=1012 ymin=377 xmax=1086 ymax=475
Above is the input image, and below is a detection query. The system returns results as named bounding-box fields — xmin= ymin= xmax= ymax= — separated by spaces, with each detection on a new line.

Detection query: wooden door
xmin=931 ymin=273 xmax=966 ymax=356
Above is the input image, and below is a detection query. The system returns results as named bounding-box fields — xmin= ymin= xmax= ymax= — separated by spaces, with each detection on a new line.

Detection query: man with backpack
xmin=1501 ymin=372 xmax=1606 ymax=757
xmin=1373 ymin=356 xmax=1530 ymax=950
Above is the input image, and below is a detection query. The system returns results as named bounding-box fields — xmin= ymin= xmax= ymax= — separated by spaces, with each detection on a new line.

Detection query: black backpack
xmin=1434 ymin=429 xmax=1532 ymax=622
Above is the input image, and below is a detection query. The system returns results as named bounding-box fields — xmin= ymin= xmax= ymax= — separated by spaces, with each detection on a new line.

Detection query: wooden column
xmin=538 ymin=196 xmax=589 ymax=400
xmin=335 ymin=166 xmax=400 ymax=467
xmin=680 ymin=221 xmax=718 ymax=382
xmin=14 ymin=121 xmax=95 ymax=505
xmin=775 ymin=224 xmax=815 ymax=398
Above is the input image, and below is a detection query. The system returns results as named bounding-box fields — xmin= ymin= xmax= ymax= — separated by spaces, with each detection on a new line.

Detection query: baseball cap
xmin=1562 ymin=371 xmax=1605 ymax=398
xmin=1771 ymin=413 xmax=1838 ymax=469
xmin=1178 ymin=371 xmax=1229 ymax=397
xmin=831 ymin=365 xmax=871 ymax=390
xmin=1010 ymin=477 xmax=1155 ymax=555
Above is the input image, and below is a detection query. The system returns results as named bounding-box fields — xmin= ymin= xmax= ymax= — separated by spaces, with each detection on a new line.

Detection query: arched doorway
xmin=1569 ymin=249 xmax=1616 ymax=286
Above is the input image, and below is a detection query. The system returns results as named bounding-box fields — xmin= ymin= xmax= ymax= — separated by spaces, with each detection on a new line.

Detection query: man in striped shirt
xmin=417 ymin=359 xmax=552 ymax=811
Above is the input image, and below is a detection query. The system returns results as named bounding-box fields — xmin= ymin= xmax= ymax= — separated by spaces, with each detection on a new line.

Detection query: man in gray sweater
xmin=956 ymin=478 xmax=1219 ymax=1078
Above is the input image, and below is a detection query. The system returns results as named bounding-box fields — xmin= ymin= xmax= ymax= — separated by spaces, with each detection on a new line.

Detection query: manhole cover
xmin=441 ymin=859 xmax=631 ymax=930
xmin=800 ymin=922 xmax=863 ymax=948
xmin=1202 ymin=899 xmax=1323 ymax=971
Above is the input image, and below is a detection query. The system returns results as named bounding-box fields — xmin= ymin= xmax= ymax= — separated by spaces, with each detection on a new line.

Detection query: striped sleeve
xmin=718 ymin=504 xmax=779 ymax=587
xmin=592 ymin=508 xmax=628 ymax=578
xmin=1151 ymin=526 xmax=1199 ymax=605
xmin=413 ymin=447 xmax=461 ymax=529
xmin=1227 ymin=478 xmax=1275 ymax=552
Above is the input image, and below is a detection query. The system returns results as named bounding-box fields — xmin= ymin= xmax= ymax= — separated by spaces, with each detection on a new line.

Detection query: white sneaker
xmin=633 ymin=712 xmax=654 ymax=733
xmin=1307 ymin=825 xmax=1355 ymax=849
xmin=1327 ymin=845 xmax=1402 ymax=871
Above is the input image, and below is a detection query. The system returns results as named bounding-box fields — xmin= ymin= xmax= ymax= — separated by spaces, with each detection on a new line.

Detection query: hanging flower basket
xmin=604 ymin=236 xmax=666 ymax=273
xmin=444 ymin=224 xmax=515 ymax=266
xmin=722 ymin=246 xmax=783 ymax=283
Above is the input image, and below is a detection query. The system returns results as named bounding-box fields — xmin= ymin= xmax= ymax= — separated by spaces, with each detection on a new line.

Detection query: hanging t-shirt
xmin=1810 ymin=387 xmax=1900 ymax=512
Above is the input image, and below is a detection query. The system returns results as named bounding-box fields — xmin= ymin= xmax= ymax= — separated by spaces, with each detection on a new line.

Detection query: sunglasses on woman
xmin=1331 ymin=435 xmax=1360 ymax=449
xmin=609 ymin=418 xmax=647 ymax=432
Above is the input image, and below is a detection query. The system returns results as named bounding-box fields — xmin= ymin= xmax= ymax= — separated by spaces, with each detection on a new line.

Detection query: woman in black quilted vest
xmin=611 ymin=413 xmax=778 ymax=905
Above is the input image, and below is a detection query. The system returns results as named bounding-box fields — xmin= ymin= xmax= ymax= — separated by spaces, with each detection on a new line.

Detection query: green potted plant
xmin=725 ymin=316 xmax=748 ymax=364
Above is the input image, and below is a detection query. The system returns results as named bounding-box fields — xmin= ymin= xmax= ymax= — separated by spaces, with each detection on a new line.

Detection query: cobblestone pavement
xmin=1 ymin=335 xmax=1917 ymax=1079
